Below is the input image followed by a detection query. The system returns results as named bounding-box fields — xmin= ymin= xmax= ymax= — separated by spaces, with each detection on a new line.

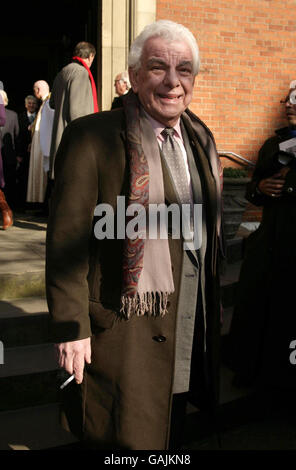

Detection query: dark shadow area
xmin=0 ymin=299 xmax=48 ymax=347
xmin=12 ymin=218 xmax=47 ymax=231
xmin=1 ymin=0 xmax=99 ymax=113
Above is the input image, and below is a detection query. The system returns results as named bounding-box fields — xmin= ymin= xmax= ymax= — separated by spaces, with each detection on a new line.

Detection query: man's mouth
xmin=158 ymin=94 xmax=182 ymax=100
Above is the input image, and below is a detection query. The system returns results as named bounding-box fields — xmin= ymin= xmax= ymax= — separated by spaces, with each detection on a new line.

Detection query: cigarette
xmin=60 ymin=373 xmax=75 ymax=390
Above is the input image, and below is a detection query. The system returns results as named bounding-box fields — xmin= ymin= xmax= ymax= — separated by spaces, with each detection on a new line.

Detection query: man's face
xmin=114 ymin=75 xmax=127 ymax=96
xmin=26 ymin=99 xmax=37 ymax=113
xmin=33 ymin=85 xmax=41 ymax=100
xmin=129 ymin=37 xmax=195 ymax=127
xmin=284 ymin=88 xmax=296 ymax=128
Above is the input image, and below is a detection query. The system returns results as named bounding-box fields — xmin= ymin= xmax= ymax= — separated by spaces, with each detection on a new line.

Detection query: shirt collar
xmin=143 ymin=109 xmax=183 ymax=142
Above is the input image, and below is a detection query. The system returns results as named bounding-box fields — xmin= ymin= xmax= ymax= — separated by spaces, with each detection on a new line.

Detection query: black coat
xmin=111 ymin=95 xmax=124 ymax=110
xmin=18 ymin=111 xmax=33 ymax=161
xmin=229 ymin=128 xmax=296 ymax=389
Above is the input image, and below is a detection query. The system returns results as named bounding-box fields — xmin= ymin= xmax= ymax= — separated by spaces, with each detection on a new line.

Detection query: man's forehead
xmin=143 ymin=37 xmax=193 ymax=60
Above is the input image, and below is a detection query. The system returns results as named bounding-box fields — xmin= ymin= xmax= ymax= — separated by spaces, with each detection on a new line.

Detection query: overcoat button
xmin=152 ymin=335 xmax=166 ymax=342
xmin=287 ymin=187 xmax=293 ymax=193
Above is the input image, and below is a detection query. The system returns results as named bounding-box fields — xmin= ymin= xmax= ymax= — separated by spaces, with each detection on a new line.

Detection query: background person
xmin=0 ymin=89 xmax=19 ymax=209
xmin=0 ymin=90 xmax=13 ymax=229
xmin=27 ymin=80 xmax=53 ymax=211
xmin=17 ymin=94 xmax=38 ymax=209
xmin=111 ymin=70 xmax=131 ymax=109
xmin=229 ymin=81 xmax=296 ymax=398
xmin=49 ymin=41 xmax=98 ymax=180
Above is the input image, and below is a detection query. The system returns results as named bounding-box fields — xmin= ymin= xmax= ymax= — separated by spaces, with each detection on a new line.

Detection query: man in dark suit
xmin=17 ymin=95 xmax=38 ymax=209
xmin=46 ymin=20 xmax=223 ymax=450
xmin=0 ymin=90 xmax=19 ymax=208
xmin=111 ymin=71 xmax=130 ymax=109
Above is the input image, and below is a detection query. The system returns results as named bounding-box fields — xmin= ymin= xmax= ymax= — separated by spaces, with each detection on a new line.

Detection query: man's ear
xmin=128 ymin=67 xmax=139 ymax=93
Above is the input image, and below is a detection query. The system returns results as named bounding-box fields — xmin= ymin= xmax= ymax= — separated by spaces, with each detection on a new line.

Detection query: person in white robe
xmin=27 ymin=80 xmax=54 ymax=203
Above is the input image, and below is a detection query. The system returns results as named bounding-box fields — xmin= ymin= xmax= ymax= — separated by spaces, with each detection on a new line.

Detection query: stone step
xmin=0 ymin=214 xmax=46 ymax=300
xmin=0 ymin=297 xmax=50 ymax=347
xmin=0 ymin=343 xmax=56 ymax=378
xmin=0 ymin=271 xmax=45 ymax=301
xmin=0 ymin=343 xmax=61 ymax=412
xmin=0 ymin=403 xmax=77 ymax=450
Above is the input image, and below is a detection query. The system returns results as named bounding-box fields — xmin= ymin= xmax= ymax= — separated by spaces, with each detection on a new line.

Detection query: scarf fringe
xmin=120 ymin=292 xmax=170 ymax=319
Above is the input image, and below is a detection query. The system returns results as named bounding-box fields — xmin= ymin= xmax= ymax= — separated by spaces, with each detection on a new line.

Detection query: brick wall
xmin=156 ymin=0 xmax=296 ymax=167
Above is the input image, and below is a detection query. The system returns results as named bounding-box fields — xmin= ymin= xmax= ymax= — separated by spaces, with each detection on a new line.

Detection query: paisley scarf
xmin=120 ymin=91 xmax=174 ymax=318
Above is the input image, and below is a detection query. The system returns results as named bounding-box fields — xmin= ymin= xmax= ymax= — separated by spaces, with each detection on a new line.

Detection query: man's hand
xmin=258 ymin=168 xmax=290 ymax=198
xmin=55 ymin=337 xmax=91 ymax=385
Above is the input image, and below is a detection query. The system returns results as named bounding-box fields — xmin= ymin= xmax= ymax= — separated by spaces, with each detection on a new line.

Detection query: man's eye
xmin=179 ymin=69 xmax=192 ymax=75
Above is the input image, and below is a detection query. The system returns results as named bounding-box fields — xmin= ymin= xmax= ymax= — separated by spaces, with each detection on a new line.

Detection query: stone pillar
xmin=130 ymin=0 xmax=156 ymax=43
xmin=101 ymin=0 xmax=129 ymax=111
xmin=100 ymin=0 xmax=156 ymax=110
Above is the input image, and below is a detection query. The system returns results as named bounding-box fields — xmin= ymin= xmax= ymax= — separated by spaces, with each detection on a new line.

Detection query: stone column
xmin=100 ymin=0 xmax=156 ymax=110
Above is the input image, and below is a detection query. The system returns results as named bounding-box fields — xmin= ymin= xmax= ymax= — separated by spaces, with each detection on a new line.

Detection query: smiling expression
xmin=129 ymin=37 xmax=195 ymax=127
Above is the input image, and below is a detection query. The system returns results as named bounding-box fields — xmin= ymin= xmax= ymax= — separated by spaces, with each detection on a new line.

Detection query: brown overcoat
xmin=46 ymin=107 xmax=222 ymax=449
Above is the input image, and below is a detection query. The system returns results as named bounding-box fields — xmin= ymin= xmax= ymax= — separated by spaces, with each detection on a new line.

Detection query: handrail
xmin=218 ymin=150 xmax=256 ymax=167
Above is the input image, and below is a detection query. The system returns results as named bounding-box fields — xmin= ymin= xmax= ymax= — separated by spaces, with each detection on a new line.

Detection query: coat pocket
xmin=89 ymin=298 xmax=118 ymax=332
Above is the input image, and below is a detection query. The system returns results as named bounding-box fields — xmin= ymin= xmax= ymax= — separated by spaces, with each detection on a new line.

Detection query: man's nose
xmin=163 ymin=68 xmax=180 ymax=88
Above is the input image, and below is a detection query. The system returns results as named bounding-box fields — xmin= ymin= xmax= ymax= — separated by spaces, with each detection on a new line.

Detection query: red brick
xmin=156 ymin=0 xmax=296 ymax=188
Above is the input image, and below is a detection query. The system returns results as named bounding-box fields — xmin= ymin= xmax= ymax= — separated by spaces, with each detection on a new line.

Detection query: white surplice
xmin=27 ymin=95 xmax=54 ymax=202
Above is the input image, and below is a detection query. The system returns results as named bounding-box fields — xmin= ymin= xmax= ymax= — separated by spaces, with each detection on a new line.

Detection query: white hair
xmin=119 ymin=71 xmax=131 ymax=89
xmin=128 ymin=20 xmax=200 ymax=76
xmin=0 ymin=90 xmax=8 ymax=106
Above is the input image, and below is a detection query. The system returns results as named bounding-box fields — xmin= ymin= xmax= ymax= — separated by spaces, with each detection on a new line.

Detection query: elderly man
xmin=17 ymin=94 xmax=38 ymax=209
xmin=46 ymin=20 xmax=223 ymax=450
xmin=229 ymin=81 xmax=296 ymax=393
xmin=111 ymin=71 xmax=131 ymax=109
xmin=27 ymin=80 xmax=53 ymax=207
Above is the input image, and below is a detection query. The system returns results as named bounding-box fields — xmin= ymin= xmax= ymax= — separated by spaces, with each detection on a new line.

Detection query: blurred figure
xmin=17 ymin=94 xmax=38 ymax=209
xmin=49 ymin=41 xmax=98 ymax=180
xmin=0 ymin=90 xmax=13 ymax=229
xmin=27 ymin=80 xmax=53 ymax=209
xmin=0 ymin=90 xmax=19 ymax=208
xmin=111 ymin=71 xmax=131 ymax=109
xmin=229 ymin=80 xmax=296 ymax=393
